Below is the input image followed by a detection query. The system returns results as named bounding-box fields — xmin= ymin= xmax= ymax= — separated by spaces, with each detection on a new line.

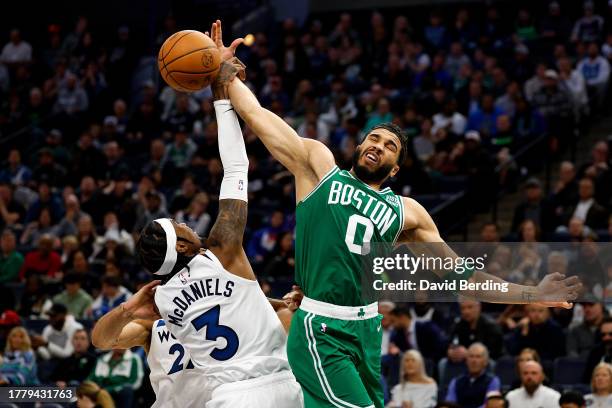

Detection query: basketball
xmin=158 ymin=30 xmax=221 ymax=93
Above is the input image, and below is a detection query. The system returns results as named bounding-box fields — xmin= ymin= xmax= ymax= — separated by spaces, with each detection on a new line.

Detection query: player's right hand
xmin=209 ymin=19 xmax=244 ymax=62
xmin=123 ymin=280 xmax=162 ymax=320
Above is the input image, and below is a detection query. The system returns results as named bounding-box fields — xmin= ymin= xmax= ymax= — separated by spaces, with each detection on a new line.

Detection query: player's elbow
xmin=91 ymin=326 xmax=112 ymax=350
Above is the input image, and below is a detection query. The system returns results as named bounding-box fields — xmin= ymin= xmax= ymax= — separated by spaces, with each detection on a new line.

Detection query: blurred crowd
xmin=1 ymin=0 xmax=612 ymax=407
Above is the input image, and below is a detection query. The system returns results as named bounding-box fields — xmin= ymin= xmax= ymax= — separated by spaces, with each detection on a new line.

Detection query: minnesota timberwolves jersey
xmin=148 ymin=319 xmax=202 ymax=407
xmin=154 ymin=250 xmax=291 ymax=396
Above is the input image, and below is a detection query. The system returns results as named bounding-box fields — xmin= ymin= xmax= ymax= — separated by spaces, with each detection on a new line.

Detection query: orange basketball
xmin=158 ymin=30 xmax=221 ymax=93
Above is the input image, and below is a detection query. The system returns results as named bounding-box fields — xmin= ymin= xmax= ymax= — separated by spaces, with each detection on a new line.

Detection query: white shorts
xmin=206 ymin=370 xmax=304 ymax=408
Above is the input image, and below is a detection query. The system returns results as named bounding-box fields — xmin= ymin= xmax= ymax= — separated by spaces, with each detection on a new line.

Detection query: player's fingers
xmin=229 ymin=38 xmax=244 ymax=53
xmin=217 ymin=19 xmax=223 ymax=44
xmin=547 ymin=272 xmax=565 ymax=281
xmin=561 ymin=275 xmax=580 ymax=285
xmin=144 ymin=280 xmax=161 ymax=291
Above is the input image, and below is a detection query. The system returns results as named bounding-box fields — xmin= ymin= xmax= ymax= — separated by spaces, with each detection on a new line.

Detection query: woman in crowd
xmin=0 ymin=326 xmax=38 ymax=385
xmin=19 ymin=207 xmax=55 ymax=249
xmin=76 ymin=215 xmax=97 ymax=258
xmin=387 ymin=350 xmax=438 ymax=408
xmin=585 ymin=362 xmax=612 ymax=407
xmin=76 ymin=381 xmax=115 ymax=408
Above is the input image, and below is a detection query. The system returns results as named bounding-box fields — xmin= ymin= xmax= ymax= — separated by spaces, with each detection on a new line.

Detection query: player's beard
xmin=351 ymin=147 xmax=394 ymax=185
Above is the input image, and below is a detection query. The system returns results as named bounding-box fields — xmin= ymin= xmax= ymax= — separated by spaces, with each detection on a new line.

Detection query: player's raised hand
xmin=123 ymin=280 xmax=162 ymax=320
xmin=210 ymin=19 xmax=244 ymax=62
xmin=534 ymin=272 xmax=581 ymax=309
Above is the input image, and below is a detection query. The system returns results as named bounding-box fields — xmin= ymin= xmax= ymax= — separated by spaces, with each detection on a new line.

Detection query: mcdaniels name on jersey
xmin=166 ymin=277 xmax=235 ymax=327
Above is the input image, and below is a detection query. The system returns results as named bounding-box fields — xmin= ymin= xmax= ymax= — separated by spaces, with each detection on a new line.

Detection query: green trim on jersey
xmin=295 ymin=168 xmax=403 ymax=306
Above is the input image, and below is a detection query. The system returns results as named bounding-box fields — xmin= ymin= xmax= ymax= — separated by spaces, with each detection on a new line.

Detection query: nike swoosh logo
xmin=377 ymin=325 xmax=381 ymax=332
xmin=224 ymin=107 xmax=234 ymax=113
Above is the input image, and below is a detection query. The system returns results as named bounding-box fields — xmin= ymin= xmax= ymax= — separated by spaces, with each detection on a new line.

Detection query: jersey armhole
xmin=392 ymin=195 xmax=405 ymax=244
xmin=203 ymin=249 xmax=259 ymax=285
xmin=297 ymin=165 xmax=339 ymax=205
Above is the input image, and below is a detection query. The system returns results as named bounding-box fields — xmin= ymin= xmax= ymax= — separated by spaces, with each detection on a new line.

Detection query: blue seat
xmin=553 ymin=357 xmax=586 ymax=385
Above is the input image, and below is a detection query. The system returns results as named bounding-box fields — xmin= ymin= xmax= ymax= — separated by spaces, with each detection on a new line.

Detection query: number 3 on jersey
xmin=192 ymin=305 xmax=239 ymax=361
xmin=345 ymin=214 xmax=374 ymax=255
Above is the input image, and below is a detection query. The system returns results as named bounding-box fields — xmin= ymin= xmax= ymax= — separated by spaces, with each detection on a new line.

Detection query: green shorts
xmin=286 ymin=297 xmax=383 ymax=408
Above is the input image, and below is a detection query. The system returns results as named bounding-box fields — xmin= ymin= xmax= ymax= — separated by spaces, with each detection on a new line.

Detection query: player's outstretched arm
xmin=91 ymin=280 xmax=159 ymax=352
xmin=217 ymin=61 xmax=335 ymax=202
xmin=399 ymin=197 xmax=581 ymax=309
xmin=205 ymin=71 xmax=255 ymax=281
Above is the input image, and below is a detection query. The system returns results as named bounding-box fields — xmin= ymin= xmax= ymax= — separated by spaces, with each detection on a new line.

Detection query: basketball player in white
xmin=91 ymin=280 xmax=299 ymax=407
xmin=131 ymin=42 xmax=303 ymax=408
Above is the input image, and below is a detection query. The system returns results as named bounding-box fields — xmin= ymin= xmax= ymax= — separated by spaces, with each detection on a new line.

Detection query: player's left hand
xmin=123 ymin=280 xmax=162 ymax=319
xmin=209 ymin=19 xmax=244 ymax=62
xmin=534 ymin=273 xmax=581 ymax=309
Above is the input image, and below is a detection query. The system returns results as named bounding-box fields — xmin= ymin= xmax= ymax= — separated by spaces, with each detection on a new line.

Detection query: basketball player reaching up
xmin=208 ymin=20 xmax=582 ymax=408
xmin=131 ymin=59 xmax=303 ymax=406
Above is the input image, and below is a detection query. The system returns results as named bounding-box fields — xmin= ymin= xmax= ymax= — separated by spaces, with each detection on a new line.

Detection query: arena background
xmin=0 ymin=0 xmax=611 ymax=406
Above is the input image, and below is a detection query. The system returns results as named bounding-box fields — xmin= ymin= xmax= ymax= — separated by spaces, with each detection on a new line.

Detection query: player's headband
xmin=153 ymin=218 xmax=177 ymax=276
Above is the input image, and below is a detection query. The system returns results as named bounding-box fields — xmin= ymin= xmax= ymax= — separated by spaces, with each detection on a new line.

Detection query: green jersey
xmin=295 ymin=166 xmax=404 ymax=306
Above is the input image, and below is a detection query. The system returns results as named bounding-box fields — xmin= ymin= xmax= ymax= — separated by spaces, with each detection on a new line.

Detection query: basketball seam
xmin=158 ymin=31 xmax=195 ymax=61
xmin=167 ymin=72 xmax=201 ymax=92
xmin=166 ymin=68 xmax=218 ymax=75
xmin=162 ymin=46 xmax=217 ymax=70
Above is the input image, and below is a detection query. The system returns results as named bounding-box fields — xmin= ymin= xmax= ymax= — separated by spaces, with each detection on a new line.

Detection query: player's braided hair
xmin=136 ymin=221 xmax=193 ymax=278
xmin=370 ymin=122 xmax=409 ymax=166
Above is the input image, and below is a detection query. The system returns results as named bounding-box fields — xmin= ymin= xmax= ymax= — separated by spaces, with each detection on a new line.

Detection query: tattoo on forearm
xmin=212 ymin=60 xmax=242 ymax=100
xmin=521 ymin=290 xmax=536 ymax=303
xmin=207 ymin=199 xmax=247 ymax=249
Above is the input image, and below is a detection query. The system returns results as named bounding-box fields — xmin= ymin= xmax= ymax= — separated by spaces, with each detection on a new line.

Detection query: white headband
xmin=153 ymin=218 xmax=177 ymax=276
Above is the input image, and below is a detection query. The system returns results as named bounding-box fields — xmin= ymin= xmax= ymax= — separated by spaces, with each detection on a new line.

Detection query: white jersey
xmin=147 ymin=319 xmax=201 ymax=407
xmin=154 ymin=250 xmax=291 ymax=395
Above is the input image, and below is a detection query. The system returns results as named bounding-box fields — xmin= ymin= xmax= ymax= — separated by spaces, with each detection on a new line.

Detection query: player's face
xmin=352 ymin=129 xmax=401 ymax=184
xmin=172 ymin=220 xmax=202 ymax=256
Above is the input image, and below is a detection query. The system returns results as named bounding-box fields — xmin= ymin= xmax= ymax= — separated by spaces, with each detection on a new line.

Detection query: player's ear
xmin=176 ymin=240 xmax=190 ymax=255
xmin=389 ymin=164 xmax=400 ymax=178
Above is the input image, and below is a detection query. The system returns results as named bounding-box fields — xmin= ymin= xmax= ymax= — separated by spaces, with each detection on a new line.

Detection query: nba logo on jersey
xmin=238 ymin=180 xmax=244 ymax=190
xmin=178 ymin=270 xmax=189 ymax=285
xmin=320 ymin=323 xmax=327 ymax=333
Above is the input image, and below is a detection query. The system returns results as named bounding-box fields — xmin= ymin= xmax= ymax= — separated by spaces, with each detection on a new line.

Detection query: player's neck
xmin=349 ymin=168 xmax=383 ymax=191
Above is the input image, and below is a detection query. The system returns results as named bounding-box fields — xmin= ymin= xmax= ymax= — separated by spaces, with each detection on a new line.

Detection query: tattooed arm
xmin=206 ymin=199 xmax=255 ymax=280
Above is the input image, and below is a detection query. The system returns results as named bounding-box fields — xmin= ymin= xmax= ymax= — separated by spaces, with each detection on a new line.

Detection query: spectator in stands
xmin=0 ymin=29 xmax=32 ymax=64
xmin=506 ymin=361 xmax=560 ymax=408
xmin=19 ymin=234 xmax=61 ymax=280
xmin=263 ymin=231 xmax=295 ymax=279
xmin=52 ymin=194 xmax=84 ymax=238
xmin=0 ymin=149 xmax=31 ymax=186
xmin=0 ymin=230 xmax=23 ymax=283
xmin=531 ymin=70 xmax=573 ymax=150
xmin=511 ymin=178 xmax=551 ymax=233
xmin=585 ymin=362 xmax=612 ymax=408
xmin=571 ymin=1 xmax=604 ymax=43
xmin=445 ymin=343 xmax=500 ymax=408
xmin=558 ymin=391 xmax=586 ymax=408
xmin=466 ymin=93 xmax=503 ymax=137
xmin=484 ymin=394 xmax=507 ymax=408
xmin=510 ymin=348 xmax=542 ymax=390
xmin=480 ymin=223 xmax=499 ymax=243
xmin=580 ymin=141 xmax=611 ymax=208
xmin=564 ymin=178 xmax=608 ymax=230
xmin=540 ymin=1 xmax=572 ymax=45
xmin=51 ymin=328 xmax=96 ymax=387
xmin=448 ymin=300 xmax=503 ymax=359
xmin=174 ymin=192 xmax=211 ymax=238
xmin=379 ymin=301 xmax=395 ymax=356
xmin=247 ymin=210 xmax=285 ymax=265
xmin=507 ymin=304 xmax=565 ymax=359
xmin=76 ymin=381 xmax=115 ymax=408
xmin=578 ymin=43 xmax=611 ymax=112
xmin=89 ymin=276 xmax=131 ymax=320
xmin=363 ymin=98 xmax=393 ymax=133
xmin=558 ymin=57 xmax=589 ymax=122
xmin=390 ymin=306 xmax=446 ymax=360
xmin=0 ymin=326 xmax=38 ymax=385
xmin=0 ymin=183 xmax=25 ymax=230
xmin=88 ymin=348 xmax=143 ymax=408
xmin=31 ymin=303 xmax=83 ymax=361
xmin=550 ymin=161 xmax=579 ymax=221
xmin=18 ymin=274 xmax=51 ymax=318
xmin=52 ymin=272 xmax=93 ymax=319
xmin=568 ymin=298 xmax=607 ymax=358
xmin=54 ymin=72 xmax=89 ymax=115
xmin=524 ymin=63 xmax=547 ymax=103
xmin=584 ymin=317 xmax=612 ymax=382
xmin=388 ymin=350 xmax=437 ymax=408
xmin=20 ymin=207 xmax=56 ymax=249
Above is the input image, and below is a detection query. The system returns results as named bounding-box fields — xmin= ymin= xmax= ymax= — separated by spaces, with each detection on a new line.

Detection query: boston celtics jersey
xmin=295 ymin=166 xmax=403 ymax=306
